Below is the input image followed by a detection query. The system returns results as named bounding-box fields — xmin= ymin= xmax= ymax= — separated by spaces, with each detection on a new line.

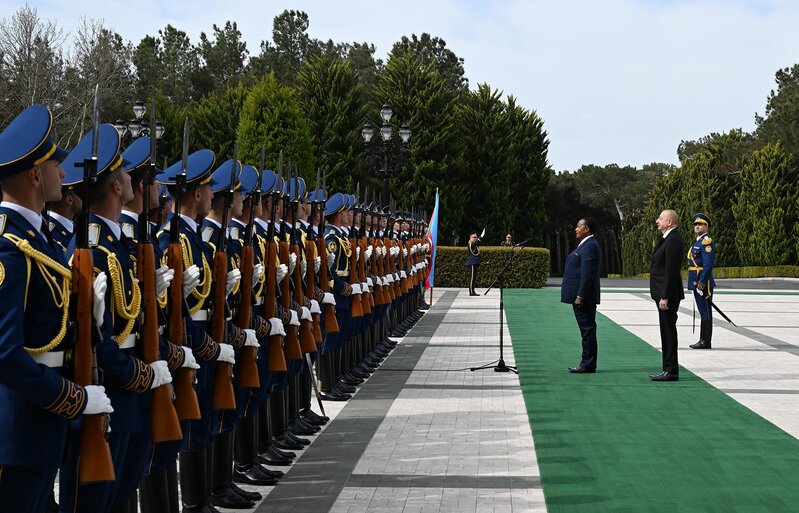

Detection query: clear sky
xmin=6 ymin=0 xmax=799 ymax=171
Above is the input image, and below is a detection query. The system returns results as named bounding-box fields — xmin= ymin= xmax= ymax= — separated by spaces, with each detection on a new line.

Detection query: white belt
xmin=119 ymin=334 xmax=136 ymax=349
xmin=32 ymin=351 xmax=64 ymax=368
xmin=191 ymin=310 xmax=209 ymax=321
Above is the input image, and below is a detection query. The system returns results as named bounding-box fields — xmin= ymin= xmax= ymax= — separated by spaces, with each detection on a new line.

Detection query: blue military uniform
xmin=688 ymin=213 xmax=716 ymax=349
xmin=0 ymin=104 xmax=89 ymax=513
xmin=467 ymin=234 xmax=480 ymax=295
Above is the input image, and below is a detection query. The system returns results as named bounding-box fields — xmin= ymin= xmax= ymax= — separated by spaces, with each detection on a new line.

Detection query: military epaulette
xmin=702 ymin=237 xmax=713 ymax=245
xmin=229 ymin=226 xmax=240 ymax=241
xmin=48 ymin=221 xmax=56 ymax=233
xmin=121 ymin=222 xmax=135 ymax=240
xmin=201 ymin=226 xmax=215 ymax=243
xmin=88 ymin=223 xmax=100 ymax=247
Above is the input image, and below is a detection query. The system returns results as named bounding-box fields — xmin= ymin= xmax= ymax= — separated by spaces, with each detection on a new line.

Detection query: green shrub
xmin=431 ymin=246 xmax=550 ymax=288
xmin=620 ymin=266 xmax=799 ymax=280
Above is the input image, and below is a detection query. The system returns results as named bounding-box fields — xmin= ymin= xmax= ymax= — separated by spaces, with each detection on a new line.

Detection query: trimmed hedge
xmin=609 ymin=265 xmax=799 ymax=280
xmin=431 ymin=246 xmax=550 ymax=288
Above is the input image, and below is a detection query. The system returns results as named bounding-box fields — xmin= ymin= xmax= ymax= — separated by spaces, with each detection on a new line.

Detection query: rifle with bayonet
xmin=264 ymin=155 xmax=287 ymax=372
xmin=72 ymin=85 xmax=115 ymax=483
xmin=167 ymin=119 xmax=201 ymax=421
xmin=211 ymin=147 xmax=238 ymax=410
xmin=290 ymin=169 xmax=316 ymax=354
xmin=316 ymin=172 xmax=339 ymax=334
xmin=349 ymin=187 xmax=364 ymax=318
xmin=138 ymin=101 xmax=182 ymax=443
xmin=306 ymin=169 xmax=323 ymax=344
xmin=280 ymin=163 xmax=303 ymax=361
xmin=357 ymin=189 xmax=373 ymax=313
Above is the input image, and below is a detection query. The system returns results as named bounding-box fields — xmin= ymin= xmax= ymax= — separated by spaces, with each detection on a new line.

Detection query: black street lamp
xmin=114 ymin=99 xmax=165 ymax=143
xmin=361 ymin=103 xmax=411 ymax=202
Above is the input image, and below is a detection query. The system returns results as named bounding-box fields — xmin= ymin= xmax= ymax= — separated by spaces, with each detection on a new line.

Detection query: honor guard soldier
xmin=0 ymin=104 xmax=112 ymax=513
xmin=688 ymin=213 xmax=716 ymax=349
xmin=157 ymin=149 xmax=237 ymax=513
xmin=46 ymin=182 xmax=81 ymax=254
xmin=58 ymin=123 xmax=172 ymax=513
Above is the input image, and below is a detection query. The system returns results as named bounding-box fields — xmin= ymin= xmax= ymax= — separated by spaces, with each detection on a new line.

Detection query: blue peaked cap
xmin=157 ymin=149 xmax=216 ymax=188
xmin=62 ymin=123 xmax=130 ymax=186
xmin=0 ymin=104 xmax=69 ymax=177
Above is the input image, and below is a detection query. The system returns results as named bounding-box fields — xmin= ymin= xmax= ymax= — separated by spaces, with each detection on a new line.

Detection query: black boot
xmin=140 ymin=470 xmax=170 ymax=513
xmin=233 ymin=416 xmax=276 ymax=486
xmin=166 ymin=461 xmax=180 ymax=513
xmin=108 ymin=499 xmax=130 ymax=513
xmin=690 ymin=319 xmax=713 ymax=349
xmin=179 ymin=449 xmax=210 ymax=513
xmin=211 ymin=431 xmax=254 ymax=509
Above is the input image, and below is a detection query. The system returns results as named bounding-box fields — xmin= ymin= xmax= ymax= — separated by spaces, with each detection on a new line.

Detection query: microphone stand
xmin=469 ymin=241 xmax=529 ymax=374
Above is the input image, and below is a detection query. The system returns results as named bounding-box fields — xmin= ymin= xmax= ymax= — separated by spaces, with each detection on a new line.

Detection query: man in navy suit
xmin=561 ymin=218 xmax=602 ymax=373
xmin=649 ymin=209 xmax=685 ymax=381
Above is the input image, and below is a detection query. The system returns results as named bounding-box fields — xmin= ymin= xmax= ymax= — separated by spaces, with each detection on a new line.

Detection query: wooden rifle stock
xmin=138 ymin=242 xmax=182 ymax=442
xmin=211 ymin=251 xmax=236 ymax=410
xmin=348 ymin=236 xmax=364 ymax=318
xmin=236 ymin=244 xmax=260 ymax=388
xmin=167 ymin=242 xmax=201 ymax=420
xmin=293 ymin=241 xmax=316 ymax=353
xmin=358 ymin=237 xmax=373 ymax=312
xmin=263 ymin=237 xmax=287 ymax=371
xmin=280 ymin=240 xmax=303 ymax=360
xmin=316 ymin=236 xmax=339 ymax=333
xmin=72 ymin=247 xmax=115 ymax=483
xmin=305 ymin=239 xmax=323 ymax=343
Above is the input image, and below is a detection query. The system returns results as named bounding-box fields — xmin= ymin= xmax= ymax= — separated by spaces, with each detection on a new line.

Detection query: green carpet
xmin=504 ymin=289 xmax=799 ymax=513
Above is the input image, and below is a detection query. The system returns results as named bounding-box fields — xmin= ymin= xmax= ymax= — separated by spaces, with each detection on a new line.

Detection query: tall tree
xmin=390 ymin=33 xmax=467 ymax=94
xmin=346 ymin=42 xmax=383 ymax=96
xmin=198 ymin=21 xmax=248 ymax=90
xmin=296 ymin=53 xmax=366 ymax=192
xmin=237 ymin=73 xmax=314 ymax=176
xmin=733 ymin=142 xmax=798 ymax=265
xmin=192 ymin=83 xmax=248 ymax=161
xmin=248 ymin=10 xmax=322 ymax=86
xmin=755 ymin=64 xmax=799 ymax=157
xmin=572 ymin=163 xmax=653 ymax=224
xmin=132 ymin=25 xmax=203 ymax=106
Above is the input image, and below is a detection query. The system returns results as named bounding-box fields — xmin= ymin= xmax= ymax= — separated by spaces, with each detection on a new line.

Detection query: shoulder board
xmin=202 ymin=226 xmax=215 ymax=243
xmin=121 ymin=222 xmax=135 ymax=239
xmin=230 ymin=226 xmax=240 ymax=240
xmin=88 ymin=223 xmax=101 ymax=247
xmin=0 ymin=214 xmax=6 ymax=235
xmin=48 ymin=221 xmax=56 ymax=233
xmin=702 ymin=237 xmax=713 ymax=245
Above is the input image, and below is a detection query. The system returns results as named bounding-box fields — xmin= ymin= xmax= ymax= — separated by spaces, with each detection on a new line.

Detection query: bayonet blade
xmin=91 ymin=84 xmax=100 ymax=161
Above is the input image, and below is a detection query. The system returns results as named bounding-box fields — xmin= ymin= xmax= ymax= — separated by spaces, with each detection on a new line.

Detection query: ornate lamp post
xmin=361 ymin=103 xmax=411 ymax=202
xmin=114 ymin=99 xmax=165 ymax=143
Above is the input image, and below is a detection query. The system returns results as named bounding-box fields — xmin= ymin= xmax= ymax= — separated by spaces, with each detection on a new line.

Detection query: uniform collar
xmin=696 ymin=233 xmax=709 ymax=242
xmin=1 ymin=201 xmax=45 ymax=236
xmin=95 ymin=213 xmax=122 ymax=240
xmin=230 ymin=218 xmax=246 ymax=228
xmin=254 ymin=218 xmax=268 ymax=231
xmin=120 ymin=209 xmax=139 ymax=221
xmin=179 ymin=213 xmax=198 ymax=233
xmin=48 ymin=210 xmax=74 ymax=234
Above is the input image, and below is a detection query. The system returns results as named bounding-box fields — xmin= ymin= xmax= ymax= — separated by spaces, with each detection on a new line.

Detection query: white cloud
xmin=4 ymin=0 xmax=798 ymax=171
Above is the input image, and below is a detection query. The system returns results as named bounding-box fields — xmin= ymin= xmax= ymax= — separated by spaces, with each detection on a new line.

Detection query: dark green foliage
xmin=237 ymin=74 xmax=314 ymax=176
xmin=248 ymin=10 xmax=322 ymax=86
xmin=733 ymin=142 xmax=799 ymax=265
xmin=132 ymin=25 xmax=203 ymax=104
xmin=390 ymin=33 xmax=467 ymax=94
xmin=192 ymin=83 xmax=248 ymax=161
xmin=432 ymin=246 xmax=549 ymax=288
xmin=296 ymin=53 xmax=365 ymax=192
xmin=756 ymin=64 xmax=799 ymax=158
xmin=198 ymin=21 xmax=248 ymax=90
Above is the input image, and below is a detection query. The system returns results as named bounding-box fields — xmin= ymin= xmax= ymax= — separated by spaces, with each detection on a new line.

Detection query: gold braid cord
xmin=180 ymin=234 xmax=211 ymax=313
xmin=98 ymin=246 xmax=142 ymax=344
xmin=3 ymin=234 xmax=72 ymax=355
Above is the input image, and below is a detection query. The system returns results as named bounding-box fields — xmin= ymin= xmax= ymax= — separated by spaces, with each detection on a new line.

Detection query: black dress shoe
xmin=256 ymin=464 xmax=284 ymax=478
xmin=469 ymin=292 xmax=479 ymax=296
xmin=257 ymin=450 xmax=292 ymax=467
xmin=294 ymin=416 xmax=321 ymax=432
xmin=300 ymin=408 xmax=329 ymax=424
xmin=690 ymin=340 xmax=711 ymax=349
xmin=321 ymin=390 xmax=350 ymax=401
xmin=211 ymin=486 xmax=255 ymax=509
xmin=272 ymin=435 xmax=303 ymax=451
xmin=230 ymin=481 xmax=263 ymax=501
xmin=650 ymin=372 xmax=679 ymax=381
xmin=284 ymin=431 xmax=311 ymax=446
xmin=649 ymin=371 xmax=666 ymax=379
xmin=233 ymin=464 xmax=278 ymax=486
xmin=568 ymin=366 xmax=595 ymax=373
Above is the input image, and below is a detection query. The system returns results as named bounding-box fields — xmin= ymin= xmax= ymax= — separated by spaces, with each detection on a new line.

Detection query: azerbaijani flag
xmin=425 ymin=189 xmax=439 ymax=290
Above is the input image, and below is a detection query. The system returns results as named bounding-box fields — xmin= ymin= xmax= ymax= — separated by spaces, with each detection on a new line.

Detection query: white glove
xmin=93 ymin=272 xmax=107 ymax=329
xmin=386 ymin=274 xmax=394 ymax=284
xmin=327 ymin=252 xmax=335 ymax=269
xmin=289 ymin=310 xmax=300 ymax=326
xmin=225 ymin=269 xmax=241 ymax=296
xmin=366 ymin=277 xmax=374 ymax=288
xmin=402 ymin=248 xmax=408 ymax=257
xmin=252 ymin=264 xmax=264 ymax=288
xmin=382 ymin=246 xmax=388 ymax=257
xmin=424 ymin=243 xmax=430 ymax=252
xmin=300 ymin=306 xmax=312 ymax=321
xmin=356 ymin=246 xmax=361 ymax=260
xmin=155 ymin=266 xmax=174 ymax=296
xmin=84 ymin=385 xmax=113 ymax=414
xmin=182 ymin=265 xmax=200 ymax=299
xmin=382 ymin=276 xmax=389 ymax=286
xmin=410 ymin=245 xmax=417 ymax=255
xmin=244 ymin=328 xmax=259 ymax=348
xmin=217 ymin=343 xmax=235 ymax=364
xmin=288 ymin=253 xmax=297 ymax=275
xmin=269 ymin=318 xmax=286 ymax=336
xmin=276 ymin=264 xmax=288 ymax=284
xmin=361 ymin=281 xmax=369 ymax=293
xmin=400 ymin=270 xmax=407 ymax=279
xmin=180 ymin=347 xmax=200 ymax=369
xmin=149 ymin=360 xmax=172 ymax=389
xmin=322 ymin=292 xmax=335 ymax=305
xmin=314 ymin=256 xmax=321 ymax=273
xmin=365 ymin=246 xmax=373 ymax=262
xmin=351 ymin=283 xmax=362 ymax=295
xmin=393 ymin=273 xmax=400 ymax=282
xmin=301 ymin=259 xmax=307 ymax=279
xmin=390 ymin=246 xmax=399 ymax=257
xmin=309 ymin=299 xmax=321 ymax=314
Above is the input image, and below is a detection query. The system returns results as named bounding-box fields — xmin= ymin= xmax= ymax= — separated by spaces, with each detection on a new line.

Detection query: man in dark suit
xmin=561 ymin=218 xmax=602 ymax=373
xmin=649 ymin=209 xmax=685 ymax=381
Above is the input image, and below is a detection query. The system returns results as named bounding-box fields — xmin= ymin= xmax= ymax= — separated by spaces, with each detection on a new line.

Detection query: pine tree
xmin=192 ymin=83 xmax=248 ymax=161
